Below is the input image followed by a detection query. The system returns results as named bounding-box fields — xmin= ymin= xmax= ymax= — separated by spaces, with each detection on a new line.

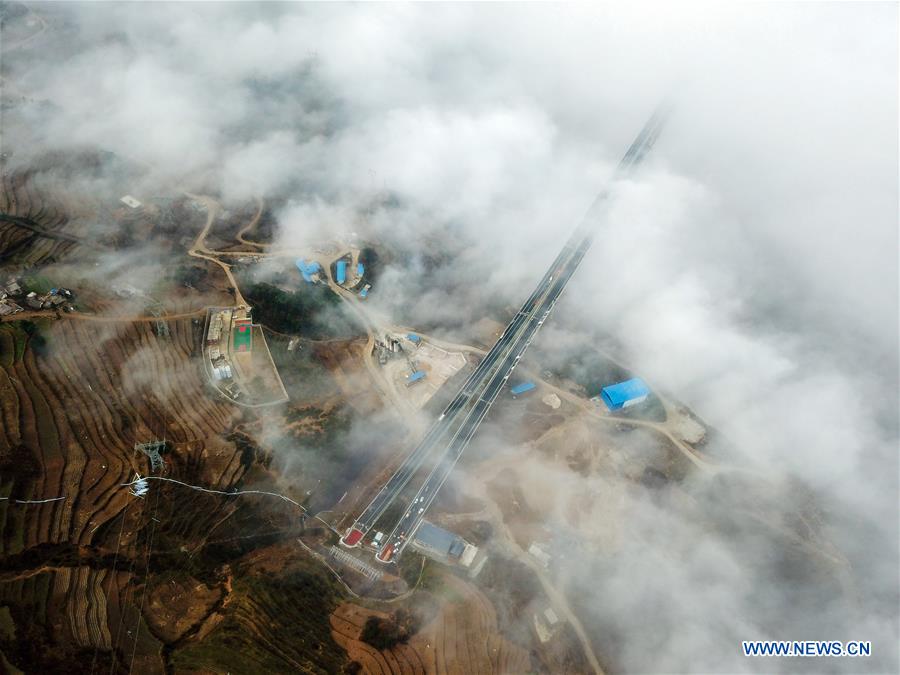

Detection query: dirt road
xmin=236 ymin=197 xmax=267 ymax=247
xmin=474 ymin=474 xmax=607 ymax=675
xmin=320 ymin=269 xmax=421 ymax=426
xmin=185 ymin=193 xmax=248 ymax=307
xmin=1 ymin=308 xmax=206 ymax=324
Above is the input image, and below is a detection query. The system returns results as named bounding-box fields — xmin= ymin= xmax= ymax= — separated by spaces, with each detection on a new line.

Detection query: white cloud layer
xmin=4 ymin=2 xmax=897 ymax=671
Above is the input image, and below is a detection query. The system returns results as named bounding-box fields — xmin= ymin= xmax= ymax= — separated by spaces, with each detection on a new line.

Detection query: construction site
xmin=297 ymin=245 xmax=372 ymax=299
xmin=373 ymin=332 xmax=468 ymax=410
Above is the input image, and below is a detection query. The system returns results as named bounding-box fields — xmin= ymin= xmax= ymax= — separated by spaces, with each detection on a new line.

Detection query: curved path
xmin=1 ymin=8 xmax=47 ymax=54
xmin=475 ymin=483 xmax=606 ymax=674
xmin=235 ymin=197 xmax=267 ymax=248
xmin=184 ymin=193 xmax=248 ymax=307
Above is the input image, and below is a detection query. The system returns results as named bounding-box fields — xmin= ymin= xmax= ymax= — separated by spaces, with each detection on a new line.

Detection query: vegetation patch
xmin=359 ymin=608 xmax=419 ymax=651
xmin=0 ymin=326 xmax=23 ymax=366
xmin=357 ymin=246 xmax=380 ymax=284
xmin=244 ymin=281 xmax=363 ymax=339
xmin=476 ymin=555 xmax=543 ymax=646
xmin=0 ymin=321 xmax=51 ymax=360
xmin=20 ymin=274 xmax=53 ymax=295
xmin=172 ymin=561 xmax=348 ymax=674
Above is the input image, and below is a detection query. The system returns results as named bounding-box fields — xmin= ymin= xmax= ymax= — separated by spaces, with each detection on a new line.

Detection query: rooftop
xmin=511 ymin=381 xmax=536 ymax=395
xmin=412 ymin=521 xmax=467 ymax=560
xmin=295 ymin=259 xmax=322 ymax=282
xmin=601 ymin=377 xmax=650 ymax=406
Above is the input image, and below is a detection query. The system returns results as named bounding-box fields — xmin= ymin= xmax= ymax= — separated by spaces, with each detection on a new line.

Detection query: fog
xmin=3 ymin=2 xmax=897 ymax=672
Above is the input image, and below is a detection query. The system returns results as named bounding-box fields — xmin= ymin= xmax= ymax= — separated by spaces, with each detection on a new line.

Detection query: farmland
xmin=0 ymin=206 xmax=544 ymax=673
xmin=0 ymin=170 xmax=85 ymax=267
xmin=0 ymin=308 xmax=368 ymax=671
xmin=0 ymin=303 xmax=594 ymax=672
xmin=331 ymin=571 xmax=531 ymax=675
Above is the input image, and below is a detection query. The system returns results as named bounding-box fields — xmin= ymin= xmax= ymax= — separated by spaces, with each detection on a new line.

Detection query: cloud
xmin=3 ymin=2 xmax=896 ymax=672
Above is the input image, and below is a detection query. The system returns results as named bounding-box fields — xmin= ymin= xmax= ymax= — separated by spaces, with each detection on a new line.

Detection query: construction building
xmin=533 ymin=606 xmax=563 ymax=644
xmin=411 ymin=521 xmax=477 ymax=566
xmin=528 ymin=542 xmax=551 ymax=568
xmin=212 ymin=363 xmax=232 ymax=380
xmin=335 ymin=260 xmax=347 ymax=284
xmin=600 ymin=377 xmax=650 ymax=411
xmin=207 ymin=309 xmax=229 ymax=343
xmin=511 ymin=381 xmax=536 ymax=397
xmin=295 ymin=259 xmax=323 ymax=283
xmin=24 ymin=292 xmax=43 ymax=310
xmin=206 ymin=308 xmax=237 ymax=387
xmin=0 ymin=301 xmax=23 ymax=316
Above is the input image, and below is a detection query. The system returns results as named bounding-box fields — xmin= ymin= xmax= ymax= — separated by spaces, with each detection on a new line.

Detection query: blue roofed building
xmin=335 ymin=260 xmax=347 ymax=284
xmin=412 ymin=521 xmax=469 ymax=563
xmin=295 ymin=259 xmax=322 ymax=283
xmin=357 ymin=262 xmax=365 ymax=276
xmin=407 ymin=333 xmax=421 ymax=343
xmin=600 ymin=377 xmax=650 ymax=411
xmin=511 ymin=381 xmax=536 ymax=396
xmin=407 ymin=370 xmax=426 ymax=386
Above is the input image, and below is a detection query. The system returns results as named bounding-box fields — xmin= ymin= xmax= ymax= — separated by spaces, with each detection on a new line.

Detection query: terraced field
xmin=0 ymin=169 xmax=94 ymax=266
xmin=0 ymin=317 xmax=240 ymax=543
xmin=331 ymin=572 xmax=531 ymax=675
xmin=0 ymin=315 xmax=251 ymax=670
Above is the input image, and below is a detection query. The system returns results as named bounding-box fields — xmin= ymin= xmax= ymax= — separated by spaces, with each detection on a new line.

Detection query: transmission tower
xmin=134 ymin=440 xmax=166 ymax=473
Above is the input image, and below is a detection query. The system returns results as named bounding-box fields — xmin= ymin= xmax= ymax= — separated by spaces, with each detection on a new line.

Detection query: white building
xmin=544 ymin=608 xmax=559 ymax=626
xmin=528 ymin=542 xmax=551 ymax=568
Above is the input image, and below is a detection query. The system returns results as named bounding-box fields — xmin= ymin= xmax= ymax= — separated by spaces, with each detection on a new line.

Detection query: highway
xmin=342 ymin=101 xmax=671 ymax=558
xmin=376 ymin=234 xmax=592 ymax=561
xmin=341 ymin=242 xmax=575 ymax=546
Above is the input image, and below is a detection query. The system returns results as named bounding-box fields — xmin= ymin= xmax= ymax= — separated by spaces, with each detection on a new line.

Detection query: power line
xmin=127 ymin=484 xmax=162 ymax=674
xmin=0 ymin=496 xmax=66 ymax=504
xmin=120 ymin=477 xmax=303 ymax=511
xmin=108 ymin=490 xmax=152 ymax=675
xmin=90 ymin=500 xmax=130 ymax=675
xmin=118 ymin=476 xmax=339 ymax=533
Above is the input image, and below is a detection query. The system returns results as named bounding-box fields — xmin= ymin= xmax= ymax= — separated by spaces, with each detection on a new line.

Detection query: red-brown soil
xmin=331 ymin=572 xmax=531 ymax=675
